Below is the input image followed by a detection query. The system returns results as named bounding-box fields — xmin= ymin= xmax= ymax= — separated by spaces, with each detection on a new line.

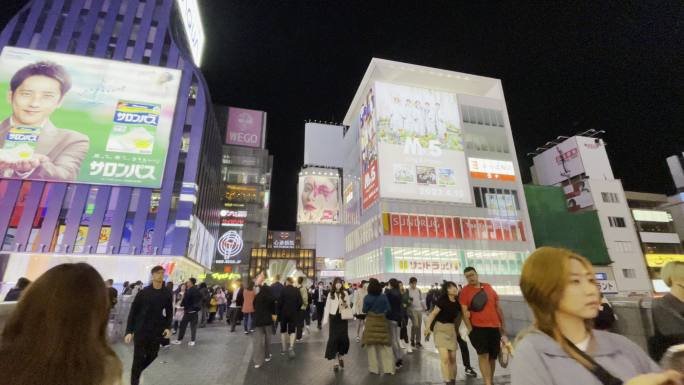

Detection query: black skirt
xmin=325 ymin=313 xmax=350 ymax=359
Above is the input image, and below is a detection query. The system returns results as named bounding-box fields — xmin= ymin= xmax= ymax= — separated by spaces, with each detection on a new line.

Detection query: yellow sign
xmin=646 ymin=254 xmax=684 ymax=268
xmin=197 ymin=272 xmax=241 ymax=281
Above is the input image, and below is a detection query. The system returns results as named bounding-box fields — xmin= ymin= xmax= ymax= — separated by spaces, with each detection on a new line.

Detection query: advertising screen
xmin=374 ymin=82 xmax=471 ymax=204
xmin=226 ymin=107 xmax=264 ymax=148
xmin=359 ymin=88 xmax=379 ymax=210
xmin=0 ymin=47 xmax=181 ymax=188
xmin=342 ymin=178 xmax=360 ymax=225
xmin=297 ymin=174 xmax=340 ymax=224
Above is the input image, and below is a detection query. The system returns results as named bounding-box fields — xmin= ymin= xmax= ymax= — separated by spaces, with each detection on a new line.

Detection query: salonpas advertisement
xmin=0 ymin=47 xmax=181 ymax=188
xmin=374 ymin=81 xmax=471 ymax=204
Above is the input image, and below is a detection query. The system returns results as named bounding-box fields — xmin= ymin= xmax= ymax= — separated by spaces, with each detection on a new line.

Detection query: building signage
xmin=395 ymin=259 xmax=461 ymax=275
xmin=360 ymin=88 xmax=380 ymax=210
xmin=216 ymin=230 xmax=243 ymax=264
xmin=374 ymin=82 xmax=472 ymax=204
xmin=0 ymin=47 xmax=181 ymax=188
xmin=468 ymin=158 xmax=516 ymax=182
xmin=645 ymin=254 xmax=684 ymax=268
xmin=176 ymin=0 xmax=206 ymax=66
xmin=382 ymin=212 xmax=527 ymax=242
xmin=632 ymin=210 xmax=672 ymax=223
xmin=225 ymin=107 xmax=264 ymax=148
xmin=224 ymin=184 xmax=258 ymax=204
xmin=270 ymin=231 xmax=296 ymax=249
xmin=597 ymin=280 xmax=618 ymax=294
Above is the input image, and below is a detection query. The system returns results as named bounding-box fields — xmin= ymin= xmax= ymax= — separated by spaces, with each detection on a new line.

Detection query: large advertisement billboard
xmin=374 ymin=82 xmax=472 ymax=204
xmin=0 ymin=47 xmax=181 ymax=188
xmin=226 ymin=107 xmax=264 ymax=148
xmin=297 ymin=173 xmax=340 ymax=224
xmin=359 ymin=88 xmax=379 ymax=210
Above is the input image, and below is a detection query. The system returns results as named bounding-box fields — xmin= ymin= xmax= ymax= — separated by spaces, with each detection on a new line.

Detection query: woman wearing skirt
xmin=323 ymin=277 xmax=351 ymax=371
xmin=424 ymin=281 xmax=462 ymax=385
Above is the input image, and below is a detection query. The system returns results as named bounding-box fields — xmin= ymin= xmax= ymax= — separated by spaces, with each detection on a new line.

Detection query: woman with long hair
xmin=172 ymin=283 xmax=186 ymax=334
xmin=512 ymin=247 xmax=682 ymax=385
xmin=323 ymin=277 xmax=351 ymax=371
xmin=362 ymin=278 xmax=394 ymax=375
xmin=385 ymin=278 xmax=405 ymax=369
xmin=0 ymin=263 xmax=122 ymax=385
xmin=651 ymin=261 xmax=684 ymax=361
xmin=354 ymin=280 xmax=369 ymax=342
xmin=243 ymin=280 xmax=256 ymax=334
xmin=424 ymin=281 xmax=462 ymax=385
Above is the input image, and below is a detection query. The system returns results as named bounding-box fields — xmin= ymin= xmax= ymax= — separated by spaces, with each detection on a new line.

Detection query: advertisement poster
xmin=359 ymin=88 xmax=379 ymax=210
xmin=563 ymin=180 xmax=594 ymax=212
xmin=225 ymin=107 xmax=264 ymax=148
xmin=468 ymin=158 xmax=516 ymax=182
xmin=374 ymin=81 xmax=471 ymax=204
xmin=0 ymin=47 xmax=181 ymax=188
xmin=342 ymin=178 xmax=360 ymax=225
xmin=297 ymin=174 xmax=340 ymax=224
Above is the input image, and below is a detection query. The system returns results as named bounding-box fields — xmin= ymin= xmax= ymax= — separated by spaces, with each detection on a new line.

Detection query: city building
xmin=531 ymin=133 xmax=652 ymax=294
xmin=625 ymin=191 xmax=684 ymax=292
xmin=305 ymin=59 xmax=537 ymax=292
xmin=665 ymin=153 xmax=684 ymax=243
xmin=215 ymin=106 xmax=272 ymax=276
xmin=0 ymin=0 xmax=221 ymax=292
xmin=248 ymin=231 xmax=316 ymax=280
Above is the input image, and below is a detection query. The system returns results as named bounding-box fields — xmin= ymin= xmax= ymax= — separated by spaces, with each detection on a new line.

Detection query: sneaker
xmin=333 ymin=364 xmax=340 ymax=372
xmin=280 ymin=350 xmax=286 ymax=356
xmin=416 ymin=342 xmax=423 ymax=349
xmin=265 ymin=355 xmax=272 ymax=362
xmin=395 ymin=360 xmax=403 ymax=369
xmin=254 ymin=364 xmax=261 ymax=369
xmin=411 ymin=341 xmax=416 ymax=347
xmin=171 ymin=340 xmax=182 ymax=345
xmin=188 ymin=341 xmax=196 ymax=346
xmin=288 ymin=349 xmax=296 ymax=358
xmin=250 ymin=330 xmax=255 ymax=333
xmin=356 ymin=336 xmax=361 ymax=343
xmin=244 ymin=331 xmax=249 ymax=335
xmin=465 ymin=367 xmax=477 ymax=378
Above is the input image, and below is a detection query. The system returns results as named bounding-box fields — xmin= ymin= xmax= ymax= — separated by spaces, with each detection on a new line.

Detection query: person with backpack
xmin=460 ymin=267 xmax=507 ymax=385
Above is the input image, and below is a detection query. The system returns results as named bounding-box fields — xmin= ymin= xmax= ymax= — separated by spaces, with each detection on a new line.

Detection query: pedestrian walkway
xmin=112 ymin=322 xmax=510 ymax=385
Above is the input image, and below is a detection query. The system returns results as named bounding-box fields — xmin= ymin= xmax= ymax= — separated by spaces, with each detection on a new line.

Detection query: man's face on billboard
xmin=8 ymin=75 xmax=63 ymax=126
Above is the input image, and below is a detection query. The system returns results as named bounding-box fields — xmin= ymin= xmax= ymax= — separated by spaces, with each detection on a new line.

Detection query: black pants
xmin=315 ymin=302 xmax=325 ymax=328
xmin=457 ymin=334 xmax=471 ymax=368
xmin=178 ymin=312 xmax=198 ymax=341
xmin=295 ymin=309 xmax=306 ymax=339
xmin=131 ymin=337 xmax=160 ymax=385
xmin=227 ymin=307 xmax=241 ymax=331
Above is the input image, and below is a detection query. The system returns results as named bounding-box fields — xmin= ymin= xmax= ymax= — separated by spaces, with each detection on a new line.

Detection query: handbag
xmin=564 ymin=337 xmax=623 ymax=385
xmin=340 ymin=300 xmax=354 ymax=320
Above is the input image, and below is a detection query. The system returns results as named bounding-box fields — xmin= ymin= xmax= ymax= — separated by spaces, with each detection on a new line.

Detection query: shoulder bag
xmin=564 ymin=337 xmax=623 ymax=385
xmin=340 ymin=294 xmax=354 ymax=320
xmin=469 ymin=286 xmax=488 ymax=312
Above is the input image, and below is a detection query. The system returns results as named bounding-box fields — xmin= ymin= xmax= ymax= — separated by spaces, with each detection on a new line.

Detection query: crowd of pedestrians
xmin=1 ymin=248 xmax=684 ymax=385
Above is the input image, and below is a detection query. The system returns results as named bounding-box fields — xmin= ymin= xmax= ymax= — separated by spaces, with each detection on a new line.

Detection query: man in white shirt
xmin=407 ymin=277 xmax=426 ymax=348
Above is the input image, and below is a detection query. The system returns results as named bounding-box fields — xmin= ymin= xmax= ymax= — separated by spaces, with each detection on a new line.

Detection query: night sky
xmin=3 ymin=1 xmax=683 ymax=232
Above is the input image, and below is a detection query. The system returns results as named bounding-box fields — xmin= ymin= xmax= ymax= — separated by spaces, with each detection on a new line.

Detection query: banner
xmin=374 ymin=82 xmax=471 ymax=204
xmin=359 ymin=88 xmax=379 ymax=210
xmin=383 ymin=212 xmax=526 ymax=242
xmin=0 ymin=47 xmax=181 ymax=188
xmin=226 ymin=107 xmax=264 ymax=148
xmin=297 ymin=173 xmax=340 ymax=224
xmin=468 ymin=158 xmax=516 ymax=182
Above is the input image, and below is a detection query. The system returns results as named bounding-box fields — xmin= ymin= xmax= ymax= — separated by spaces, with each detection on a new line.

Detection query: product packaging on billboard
xmin=0 ymin=47 xmax=181 ymax=188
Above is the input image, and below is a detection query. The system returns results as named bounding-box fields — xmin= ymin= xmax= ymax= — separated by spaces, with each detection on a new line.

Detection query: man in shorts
xmin=278 ymin=277 xmax=302 ymax=358
xmin=459 ymin=267 xmax=508 ymax=385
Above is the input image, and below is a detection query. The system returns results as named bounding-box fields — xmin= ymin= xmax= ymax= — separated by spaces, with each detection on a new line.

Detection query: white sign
xmin=632 ymin=209 xmax=672 ymax=223
xmin=597 ymin=280 xmax=618 ymax=294
xmin=176 ymin=0 xmax=206 ymax=66
xmin=468 ymin=158 xmax=516 ymax=181
xmin=217 ymin=231 xmax=243 ymax=261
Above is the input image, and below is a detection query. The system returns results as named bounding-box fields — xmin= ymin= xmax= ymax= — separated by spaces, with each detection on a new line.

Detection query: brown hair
xmin=519 ymin=247 xmax=596 ymax=369
xmin=0 ymin=263 xmax=122 ymax=385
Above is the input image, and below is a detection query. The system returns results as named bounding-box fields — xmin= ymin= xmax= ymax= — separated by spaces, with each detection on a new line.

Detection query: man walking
xmin=105 ymin=278 xmax=118 ymax=310
xmin=226 ymin=280 xmax=244 ymax=332
xmin=295 ymin=276 xmax=309 ymax=341
xmin=124 ymin=266 xmax=173 ymax=385
xmin=270 ymin=275 xmax=284 ymax=334
xmin=313 ymin=281 xmax=328 ymax=330
xmin=172 ymin=278 xmax=202 ymax=346
xmin=459 ymin=267 xmax=507 ymax=385
xmin=279 ymin=277 xmax=302 ymax=357
xmin=406 ymin=277 xmax=425 ymax=348
xmin=252 ymin=272 xmax=277 ymax=369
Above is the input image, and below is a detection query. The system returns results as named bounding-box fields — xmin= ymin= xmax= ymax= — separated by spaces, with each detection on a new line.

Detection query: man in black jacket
xmin=270 ymin=275 xmax=284 ymax=334
xmin=172 ymin=277 xmax=202 ymax=346
xmin=313 ymin=281 xmax=329 ymax=330
xmin=124 ymin=266 xmax=173 ymax=385
xmin=226 ymin=280 xmax=244 ymax=332
xmin=252 ymin=272 xmax=276 ymax=369
xmin=278 ymin=277 xmax=302 ymax=358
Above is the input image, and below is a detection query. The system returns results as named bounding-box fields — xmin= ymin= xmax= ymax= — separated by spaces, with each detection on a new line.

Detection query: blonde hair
xmin=661 ymin=261 xmax=684 ymax=287
xmin=519 ymin=247 xmax=596 ymax=370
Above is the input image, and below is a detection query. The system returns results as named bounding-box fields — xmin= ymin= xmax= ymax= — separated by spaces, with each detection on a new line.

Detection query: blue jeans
xmin=243 ymin=312 xmax=254 ymax=332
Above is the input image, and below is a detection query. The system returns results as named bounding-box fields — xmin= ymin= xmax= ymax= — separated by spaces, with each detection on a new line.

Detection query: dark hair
xmin=331 ymin=277 xmax=346 ymax=299
xmin=318 ymin=281 xmax=324 ymax=285
xmin=298 ymin=276 xmax=305 ymax=285
xmin=274 ymin=274 xmax=281 ymax=281
xmin=105 ymin=279 xmax=114 ymax=285
xmin=0 ymin=263 xmax=121 ymax=384
xmin=199 ymin=282 xmax=207 ymax=289
xmin=464 ymin=267 xmax=477 ymax=274
xmin=123 ymin=281 xmax=129 ymax=288
xmin=441 ymin=281 xmax=458 ymax=297
xmin=361 ymin=280 xmax=368 ymax=286
xmin=16 ymin=277 xmax=31 ymax=290
xmin=367 ymin=278 xmax=382 ymax=296
xmin=388 ymin=278 xmax=400 ymax=290
xmin=247 ymin=281 xmax=255 ymax=291
xmin=165 ymin=282 xmax=174 ymax=291
xmin=11 ymin=61 xmax=72 ymax=97
xmin=151 ymin=265 xmax=164 ymax=274
xmin=409 ymin=277 xmax=417 ymax=284
xmin=189 ymin=277 xmax=197 ymax=285
xmin=286 ymin=277 xmax=294 ymax=285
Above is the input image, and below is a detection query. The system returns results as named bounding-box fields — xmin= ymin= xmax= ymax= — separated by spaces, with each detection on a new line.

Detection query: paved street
xmin=112 ymin=321 xmax=510 ymax=385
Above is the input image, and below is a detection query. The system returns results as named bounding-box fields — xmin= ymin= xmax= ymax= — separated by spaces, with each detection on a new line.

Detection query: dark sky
xmin=3 ymin=1 xmax=683 ymax=232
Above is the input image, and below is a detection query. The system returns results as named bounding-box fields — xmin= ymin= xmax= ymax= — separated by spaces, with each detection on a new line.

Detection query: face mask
xmin=335 ymin=283 xmax=342 ymax=290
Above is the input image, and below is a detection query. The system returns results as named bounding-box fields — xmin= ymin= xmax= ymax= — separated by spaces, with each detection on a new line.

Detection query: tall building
xmin=532 ymin=134 xmax=651 ymax=294
xmin=0 ymin=0 xmax=221 ymax=291
xmin=301 ymin=59 xmax=536 ymax=292
xmin=215 ymin=106 xmax=272 ymax=276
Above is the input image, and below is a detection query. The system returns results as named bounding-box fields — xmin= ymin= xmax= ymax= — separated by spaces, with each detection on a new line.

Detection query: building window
xmin=602 ymin=192 xmax=620 ymax=203
xmin=622 ymin=268 xmax=636 ymax=279
xmin=614 ymin=241 xmax=633 ymax=252
xmin=608 ymin=217 xmax=626 ymax=228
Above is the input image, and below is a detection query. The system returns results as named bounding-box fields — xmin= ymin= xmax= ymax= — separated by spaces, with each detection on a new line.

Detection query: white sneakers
xmin=188 ymin=341 xmax=196 ymax=346
xmin=171 ymin=340 xmax=182 ymax=345
xmin=265 ymin=354 xmax=272 ymax=362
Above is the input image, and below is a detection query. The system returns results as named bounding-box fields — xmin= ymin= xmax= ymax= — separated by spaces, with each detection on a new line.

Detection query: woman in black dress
xmin=323 ymin=277 xmax=351 ymax=371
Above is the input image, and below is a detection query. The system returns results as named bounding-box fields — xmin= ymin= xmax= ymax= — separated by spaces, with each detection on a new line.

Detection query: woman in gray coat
xmin=511 ymin=248 xmax=681 ymax=385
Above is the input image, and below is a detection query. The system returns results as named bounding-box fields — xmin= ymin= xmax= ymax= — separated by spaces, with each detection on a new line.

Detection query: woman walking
xmin=424 ymin=281 xmax=462 ymax=385
xmin=243 ymin=281 xmax=256 ymax=334
xmin=362 ymin=278 xmax=395 ymax=375
xmin=215 ymin=286 xmax=227 ymax=321
xmin=172 ymin=283 xmax=186 ymax=335
xmin=385 ymin=278 xmax=405 ymax=369
xmin=354 ymin=280 xmax=368 ymax=342
xmin=0 ymin=263 xmax=122 ymax=385
xmin=512 ymin=247 xmax=681 ymax=385
xmin=323 ymin=277 xmax=351 ymax=371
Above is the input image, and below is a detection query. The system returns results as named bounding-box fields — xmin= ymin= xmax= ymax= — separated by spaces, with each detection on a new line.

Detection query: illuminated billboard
xmin=224 ymin=184 xmax=258 ymax=204
xmin=0 ymin=47 xmax=181 ymax=188
xmin=359 ymin=88 xmax=379 ymax=210
xmin=225 ymin=107 xmax=265 ymax=148
xmin=176 ymin=0 xmax=206 ymax=66
xmin=297 ymin=173 xmax=340 ymax=224
xmin=269 ymin=231 xmax=296 ymax=249
xmin=374 ymin=82 xmax=471 ymax=204
xmin=468 ymin=158 xmax=515 ymax=182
